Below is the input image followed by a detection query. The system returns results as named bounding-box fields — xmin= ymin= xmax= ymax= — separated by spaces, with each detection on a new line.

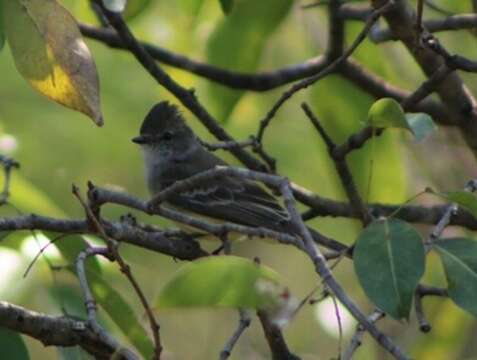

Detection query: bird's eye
xmin=162 ymin=131 xmax=173 ymax=141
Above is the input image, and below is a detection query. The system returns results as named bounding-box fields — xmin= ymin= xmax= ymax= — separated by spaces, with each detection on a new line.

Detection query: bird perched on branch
xmin=132 ymin=101 xmax=345 ymax=253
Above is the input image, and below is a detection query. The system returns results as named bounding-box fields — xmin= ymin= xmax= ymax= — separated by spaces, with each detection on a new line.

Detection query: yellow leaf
xmin=4 ymin=0 xmax=103 ymax=125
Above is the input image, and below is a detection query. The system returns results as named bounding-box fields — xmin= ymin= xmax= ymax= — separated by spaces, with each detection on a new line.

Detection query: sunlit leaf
xmin=354 ymin=218 xmax=425 ymax=319
xmin=4 ymin=0 xmax=102 ymax=125
xmin=405 ymin=113 xmax=437 ymax=141
xmin=87 ymin=269 xmax=154 ymax=358
xmin=0 ymin=327 xmax=29 ymax=360
xmin=219 ymin=0 xmax=234 ymax=14
xmin=429 ymin=190 xmax=477 ymax=219
xmin=368 ymin=98 xmax=409 ymax=130
xmin=157 ymin=256 xmax=280 ymax=309
xmin=434 ymin=238 xmax=477 ymax=317
xmin=206 ymin=0 xmax=293 ymax=121
xmin=367 ymin=99 xmax=437 ymax=142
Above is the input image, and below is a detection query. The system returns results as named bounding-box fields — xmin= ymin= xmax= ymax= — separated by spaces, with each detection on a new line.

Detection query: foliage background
xmin=0 ymin=0 xmax=477 ymax=358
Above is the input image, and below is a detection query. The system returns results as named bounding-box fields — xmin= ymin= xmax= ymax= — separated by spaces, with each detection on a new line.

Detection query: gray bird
xmin=132 ymin=101 xmax=345 ymax=253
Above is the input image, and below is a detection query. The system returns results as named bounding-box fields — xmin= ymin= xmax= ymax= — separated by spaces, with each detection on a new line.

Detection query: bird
xmin=132 ymin=101 xmax=346 ymax=253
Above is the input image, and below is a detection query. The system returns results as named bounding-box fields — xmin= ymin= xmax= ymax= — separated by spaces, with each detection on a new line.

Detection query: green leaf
xmin=367 ymin=99 xmax=437 ymax=141
xmin=368 ymin=98 xmax=409 ymax=130
xmin=157 ymin=256 xmax=280 ymax=309
xmin=429 ymin=190 xmax=477 ymax=219
xmin=354 ymin=218 xmax=425 ymax=319
xmin=219 ymin=0 xmax=234 ymax=14
xmin=0 ymin=0 xmax=5 ymax=52
xmin=86 ymin=269 xmax=154 ymax=358
xmin=206 ymin=0 xmax=293 ymax=121
xmin=4 ymin=0 xmax=102 ymax=125
xmin=123 ymin=0 xmax=152 ymax=20
xmin=0 ymin=327 xmax=29 ymax=360
xmin=434 ymin=238 xmax=477 ymax=317
xmin=102 ymin=0 xmax=126 ymax=12
xmin=405 ymin=113 xmax=437 ymax=141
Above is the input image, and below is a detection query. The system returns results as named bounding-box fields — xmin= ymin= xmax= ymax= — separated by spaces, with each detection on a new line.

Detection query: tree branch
xmin=0 ymin=301 xmax=132 ymax=359
xmin=257 ymin=310 xmax=301 ymax=360
xmin=371 ymin=0 xmax=477 ymax=157
xmin=79 ymin=23 xmax=329 ymax=92
xmin=92 ymin=1 xmax=266 ymax=172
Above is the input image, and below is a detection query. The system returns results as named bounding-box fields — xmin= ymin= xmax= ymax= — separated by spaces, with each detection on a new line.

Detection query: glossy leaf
xmin=368 ymin=98 xmax=409 ymax=130
xmin=434 ymin=238 xmax=477 ymax=317
xmin=4 ymin=0 xmax=102 ymax=125
xmin=103 ymin=0 xmax=126 ymax=12
xmin=86 ymin=269 xmax=154 ymax=358
xmin=354 ymin=218 xmax=425 ymax=319
xmin=206 ymin=0 xmax=292 ymax=121
xmin=157 ymin=256 xmax=280 ymax=309
xmin=429 ymin=190 xmax=477 ymax=219
xmin=405 ymin=113 xmax=437 ymax=141
xmin=219 ymin=0 xmax=234 ymax=14
xmin=0 ymin=327 xmax=29 ymax=360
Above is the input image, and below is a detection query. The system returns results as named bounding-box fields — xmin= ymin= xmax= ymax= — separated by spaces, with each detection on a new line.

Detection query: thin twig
xmin=0 ymin=155 xmax=19 ymax=205
xmin=255 ymin=0 xmax=394 ymax=145
xmin=428 ymin=179 xmax=477 ymax=245
xmin=76 ymin=246 xmax=137 ymax=359
xmin=279 ymin=179 xmax=408 ymax=359
xmin=414 ymin=290 xmax=431 ymax=333
xmin=342 ymin=310 xmax=385 ymax=360
xmin=219 ymin=310 xmax=251 ymax=360
xmin=301 ymin=103 xmax=372 ymax=226
xmin=73 ymin=185 xmax=163 ymax=360
xmin=92 ymin=1 xmax=266 ymax=172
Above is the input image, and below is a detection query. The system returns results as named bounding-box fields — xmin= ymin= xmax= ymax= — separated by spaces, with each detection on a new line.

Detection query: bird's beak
xmin=132 ymin=135 xmax=148 ymax=144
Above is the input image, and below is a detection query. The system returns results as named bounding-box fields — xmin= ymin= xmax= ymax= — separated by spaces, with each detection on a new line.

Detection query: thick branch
xmin=257 ymin=310 xmax=301 ymax=360
xmin=371 ymin=14 xmax=477 ymax=42
xmin=0 ymin=301 xmax=129 ymax=359
xmin=371 ymin=0 xmax=477 ymax=156
xmin=0 ymin=215 xmax=207 ymax=260
xmin=294 ymin=187 xmax=477 ymax=229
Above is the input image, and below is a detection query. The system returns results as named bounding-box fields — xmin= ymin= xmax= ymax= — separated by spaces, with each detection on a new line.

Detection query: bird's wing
xmin=166 ymin=176 xmax=292 ymax=232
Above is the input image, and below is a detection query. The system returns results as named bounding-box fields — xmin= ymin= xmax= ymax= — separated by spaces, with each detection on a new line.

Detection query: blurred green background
xmin=1 ymin=0 xmax=477 ymax=359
